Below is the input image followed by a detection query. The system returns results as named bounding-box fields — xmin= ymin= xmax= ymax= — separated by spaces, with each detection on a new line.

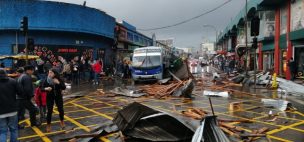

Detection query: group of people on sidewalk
xmin=213 ymin=57 xmax=236 ymax=76
xmin=15 ymin=56 xmax=104 ymax=86
xmin=0 ymin=65 xmax=67 ymax=142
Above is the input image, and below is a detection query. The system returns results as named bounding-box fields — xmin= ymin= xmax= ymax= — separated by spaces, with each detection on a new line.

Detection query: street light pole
xmin=203 ymin=25 xmax=218 ymax=50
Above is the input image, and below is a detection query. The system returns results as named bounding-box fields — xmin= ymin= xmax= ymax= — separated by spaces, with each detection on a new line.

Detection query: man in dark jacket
xmin=228 ymin=59 xmax=236 ymax=74
xmin=288 ymin=58 xmax=296 ymax=80
xmin=0 ymin=68 xmax=21 ymax=141
xmin=17 ymin=65 xmax=39 ymax=127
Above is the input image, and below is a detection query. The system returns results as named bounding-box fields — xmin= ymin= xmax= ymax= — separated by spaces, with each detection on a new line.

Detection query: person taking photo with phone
xmin=41 ymin=68 xmax=66 ymax=132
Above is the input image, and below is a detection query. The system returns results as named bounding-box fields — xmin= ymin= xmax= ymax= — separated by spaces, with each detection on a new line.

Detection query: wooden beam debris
xmin=181 ymin=107 xmax=208 ymax=120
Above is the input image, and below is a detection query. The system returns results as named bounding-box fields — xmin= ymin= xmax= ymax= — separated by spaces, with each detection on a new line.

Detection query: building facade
xmin=0 ymin=0 xmax=116 ymax=67
xmin=0 ymin=0 xmax=154 ymax=70
xmin=217 ymin=0 xmax=304 ymax=80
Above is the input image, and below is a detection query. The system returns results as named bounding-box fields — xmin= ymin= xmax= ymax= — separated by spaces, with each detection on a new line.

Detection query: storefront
xmin=294 ymin=45 xmax=304 ymax=78
xmin=261 ymin=42 xmax=275 ymax=72
xmin=14 ymin=44 xmax=94 ymax=64
xmin=280 ymin=49 xmax=287 ymax=76
xmin=263 ymin=51 xmax=274 ymax=71
xmin=289 ymin=0 xmax=304 ymax=79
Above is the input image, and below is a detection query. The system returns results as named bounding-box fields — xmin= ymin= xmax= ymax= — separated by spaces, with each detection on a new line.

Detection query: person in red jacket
xmin=34 ymin=80 xmax=47 ymax=123
xmin=92 ymin=59 xmax=102 ymax=85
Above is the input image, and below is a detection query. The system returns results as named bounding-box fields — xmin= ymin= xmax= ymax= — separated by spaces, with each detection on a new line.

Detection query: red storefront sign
xmin=57 ymin=48 xmax=78 ymax=53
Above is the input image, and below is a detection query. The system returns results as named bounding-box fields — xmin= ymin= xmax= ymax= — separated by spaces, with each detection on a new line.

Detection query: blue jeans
xmin=94 ymin=72 xmax=99 ymax=84
xmin=0 ymin=115 xmax=18 ymax=142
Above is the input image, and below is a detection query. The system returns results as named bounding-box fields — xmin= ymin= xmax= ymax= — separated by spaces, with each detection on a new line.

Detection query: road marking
xmin=73 ymin=114 xmax=99 ymax=120
xmin=25 ymin=120 xmax=52 ymax=142
xmin=289 ymin=127 xmax=304 ymax=133
xmin=19 ymin=119 xmax=28 ymax=125
xmin=219 ymin=113 xmax=283 ymax=128
xmin=65 ymin=109 xmax=87 ymax=114
xmin=70 ymin=102 xmax=113 ymax=120
xmin=266 ymin=121 xmax=304 ymax=135
xmin=53 ymin=109 xmax=91 ymax=132
xmin=292 ymin=111 xmax=304 ymax=117
xmin=85 ymin=96 xmax=120 ymax=108
xmin=267 ymin=135 xmax=292 ymax=142
xmin=18 ymin=134 xmax=39 ymax=140
xmin=100 ymin=137 xmax=111 ymax=142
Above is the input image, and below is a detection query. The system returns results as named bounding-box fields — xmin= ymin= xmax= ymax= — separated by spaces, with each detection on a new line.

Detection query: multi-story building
xmin=217 ymin=0 xmax=304 ymax=80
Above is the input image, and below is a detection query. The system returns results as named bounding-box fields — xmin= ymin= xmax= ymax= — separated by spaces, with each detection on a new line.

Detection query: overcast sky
xmin=45 ymin=0 xmax=245 ymax=48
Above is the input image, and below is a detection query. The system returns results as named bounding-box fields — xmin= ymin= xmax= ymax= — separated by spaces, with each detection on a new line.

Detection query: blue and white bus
xmin=131 ymin=46 xmax=170 ymax=81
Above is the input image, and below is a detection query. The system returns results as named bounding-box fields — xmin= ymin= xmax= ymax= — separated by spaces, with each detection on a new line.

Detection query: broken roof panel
xmin=113 ymin=102 xmax=194 ymax=141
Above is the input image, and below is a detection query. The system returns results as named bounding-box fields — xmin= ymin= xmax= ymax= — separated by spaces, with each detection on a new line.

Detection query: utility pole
xmin=20 ymin=16 xmax=29 ymax=65
xmin=245 ymin=0 xmax=248 ymax=76
xmin=251 ymin=16 xmax=260 ymax=89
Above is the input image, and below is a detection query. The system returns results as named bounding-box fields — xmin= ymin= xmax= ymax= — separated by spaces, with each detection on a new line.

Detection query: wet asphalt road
xmin=18 ymin=68 xmax=304 ymax=142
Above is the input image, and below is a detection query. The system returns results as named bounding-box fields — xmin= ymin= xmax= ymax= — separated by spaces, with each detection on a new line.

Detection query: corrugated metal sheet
xmin=113 ymin=102 xmax=194 ymax=141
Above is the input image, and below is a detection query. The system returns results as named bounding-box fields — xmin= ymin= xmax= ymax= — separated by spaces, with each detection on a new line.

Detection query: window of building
xmin=127 ymin=32 xmax=133 ymax=41
xmin=291 ymin=0 xmax=304 ymax=31
xmin=280 ymin=5 xmax=287 ymax=34
xmin=237 ymin=27 xmax=245 ymax=44
xmin=263 ymin=11 xmax=275 ymax=37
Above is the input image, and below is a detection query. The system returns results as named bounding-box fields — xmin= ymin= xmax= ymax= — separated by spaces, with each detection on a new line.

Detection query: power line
xmin=137 ymin=0 xmax=232 ymax=31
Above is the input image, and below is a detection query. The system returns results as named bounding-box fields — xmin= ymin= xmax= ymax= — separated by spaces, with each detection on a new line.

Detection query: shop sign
xmin=57 ymin=48 xmax=78 ymax=53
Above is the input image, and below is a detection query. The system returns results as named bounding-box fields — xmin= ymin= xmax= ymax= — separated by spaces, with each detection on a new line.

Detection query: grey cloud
xmin=45 ymin=0 xmax=245 ymax=48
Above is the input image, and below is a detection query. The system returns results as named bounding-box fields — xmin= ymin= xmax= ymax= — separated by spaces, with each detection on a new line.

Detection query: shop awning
xmin=290 ymin=29 xmax=304 ymax=41
xmin=279 ymin=34 xmax=287 ymax=49
xmin=262 ymin=43 xmax=274 ymax=51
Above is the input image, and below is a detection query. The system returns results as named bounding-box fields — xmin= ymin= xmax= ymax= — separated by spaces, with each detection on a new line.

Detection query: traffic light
xmin=20 ymin=16 xmax=28 ymax=35
xmin=252 ymin=37 xmax=258 ymax=49
xmin=251 ymin=16 xmax=260 ymax=36
xmin=27 ymin=38 xmax=34 ymax=51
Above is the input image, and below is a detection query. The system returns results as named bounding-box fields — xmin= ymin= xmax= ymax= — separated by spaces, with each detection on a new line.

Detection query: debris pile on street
xmin=217 ymin=120 xmax=269 ymax=141
xmin=110 ymin=87 xmax=146 ymax=97
xmin=136 ymin=79 xmax=194 ymax=98
xmin=181 ymin=107 xmax=208 ymax=120
xmin=203 ymin=90 xmax=229 ymax=97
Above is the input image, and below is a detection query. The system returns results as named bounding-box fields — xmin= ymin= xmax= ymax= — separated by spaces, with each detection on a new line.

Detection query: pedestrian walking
xmin=79 ymin=60 xmax=85 ymax=81
xmin=288 ymin=58 xmax=296 ymax=80
xmin=92 ymin=59 xmax=102 ymax=85
xmin=17 ymin=65 xmax=39 ymax=127
xmin=228 ymin=58 xmax=235 ymax=74
xmin=0 ymin=68 xmax=21 ymax=142
xmin=34 ymin=81 xmax=47 ymax=123
xmin=41 ymin=68 xmax=66 ymax=132
xmin=62 ymin=61 xmax=72 ymax=82
xmin=88 ymin=59 xmax=95 ymax=82
xmin=72 ymin=60 xmax=79 ymax=85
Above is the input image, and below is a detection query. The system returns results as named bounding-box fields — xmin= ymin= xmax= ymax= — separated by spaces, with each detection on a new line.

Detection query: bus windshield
xmin=132 ymin=55 xmax=161 ymax=68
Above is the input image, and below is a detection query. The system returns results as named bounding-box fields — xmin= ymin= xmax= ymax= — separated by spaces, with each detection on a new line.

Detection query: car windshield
xmin=132 ymin=55 xmax=161 ymax=68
